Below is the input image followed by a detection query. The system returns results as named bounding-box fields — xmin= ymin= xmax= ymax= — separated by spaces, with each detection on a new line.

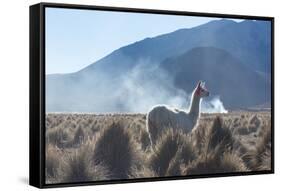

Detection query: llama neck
xmin=188 ymin=93 xmax=201 ymax=120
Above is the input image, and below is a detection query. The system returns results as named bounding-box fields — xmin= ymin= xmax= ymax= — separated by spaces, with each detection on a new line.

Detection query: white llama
xmin=146 ymin=81 xmax=210 ymax=146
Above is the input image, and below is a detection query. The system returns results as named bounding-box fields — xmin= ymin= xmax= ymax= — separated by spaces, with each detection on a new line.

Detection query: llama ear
xmin=197 ymin=81 xmax=202 ymax=88
xmin=201 ymin=81 xmax=205 ymax=88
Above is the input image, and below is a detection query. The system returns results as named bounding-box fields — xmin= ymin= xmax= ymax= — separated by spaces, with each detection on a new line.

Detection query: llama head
xmin=195 ymin=81 xmax=209 ymax=98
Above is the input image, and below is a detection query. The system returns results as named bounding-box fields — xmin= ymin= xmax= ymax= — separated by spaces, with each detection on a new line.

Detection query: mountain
xmin=77 ymin=19 xmax=271 ymax=76
xmin=46 ymin=19 xmax=271 ymax=112
xmin=160 ymin=46 xmax=270 ymax=108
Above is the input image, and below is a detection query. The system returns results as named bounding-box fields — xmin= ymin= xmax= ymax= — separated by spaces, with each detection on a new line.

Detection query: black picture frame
xmin=30 ymin=2 xmax=275 ymax=188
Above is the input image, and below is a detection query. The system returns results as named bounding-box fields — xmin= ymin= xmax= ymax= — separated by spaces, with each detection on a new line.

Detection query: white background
xmin=0 ymin=0 xmax=279 ymax=190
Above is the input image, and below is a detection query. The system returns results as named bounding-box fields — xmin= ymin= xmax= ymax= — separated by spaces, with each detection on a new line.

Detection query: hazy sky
xmin=46 ymin=7 xmax=242 ymax=74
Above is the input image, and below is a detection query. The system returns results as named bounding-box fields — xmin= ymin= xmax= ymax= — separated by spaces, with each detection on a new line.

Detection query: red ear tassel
xmin=197 ymin=81 xmax=201 ymax=88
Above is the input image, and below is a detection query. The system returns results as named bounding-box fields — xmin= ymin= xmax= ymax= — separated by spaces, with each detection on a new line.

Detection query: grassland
xmin=45 ymin=111 xmax=271 ymax=184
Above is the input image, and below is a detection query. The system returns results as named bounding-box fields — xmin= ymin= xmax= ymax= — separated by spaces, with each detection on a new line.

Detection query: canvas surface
xmin=44 ymin=6 xmax=272 ymax=184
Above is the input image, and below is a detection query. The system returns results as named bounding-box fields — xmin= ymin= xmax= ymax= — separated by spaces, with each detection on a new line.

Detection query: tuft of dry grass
xmin=242 ymin=123 xmax=271 ymax=171
xmin=46 ymin=125 xmax=70 ymax=148
xmin=130 ymin=166 xmax=157 ymax=179
xmin=45 ymin=144 xmax=61 ymax=183
xmin=166 ymin=134 xmax=196 ymax=176
xmin=93 ymin=122 xmax=141 ymax=179
xmin=149 ymin=129 xmax=185 ymax=176
xmin=192 ymin=116 xmax=234 ymax=157
xmin=72 ymin=126 xmax=85 ymax=146
xmin=61 ymin=143 xmax=109 ymax=183
xmin=184 ymin=151 xmax=248 ymax=175
xmin=140 ymin=128 xmax=151 ymax=151
xmin=206 ymin=116 xmax=234 ymax=154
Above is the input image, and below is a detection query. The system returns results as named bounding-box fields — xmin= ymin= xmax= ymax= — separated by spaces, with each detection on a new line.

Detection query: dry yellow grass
xmin=45 ymin=111 xmax=271 ymax=184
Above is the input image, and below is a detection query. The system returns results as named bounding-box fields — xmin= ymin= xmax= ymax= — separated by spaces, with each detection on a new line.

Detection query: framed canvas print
xmin=29 ymin=2 xmax=274 ymax=188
